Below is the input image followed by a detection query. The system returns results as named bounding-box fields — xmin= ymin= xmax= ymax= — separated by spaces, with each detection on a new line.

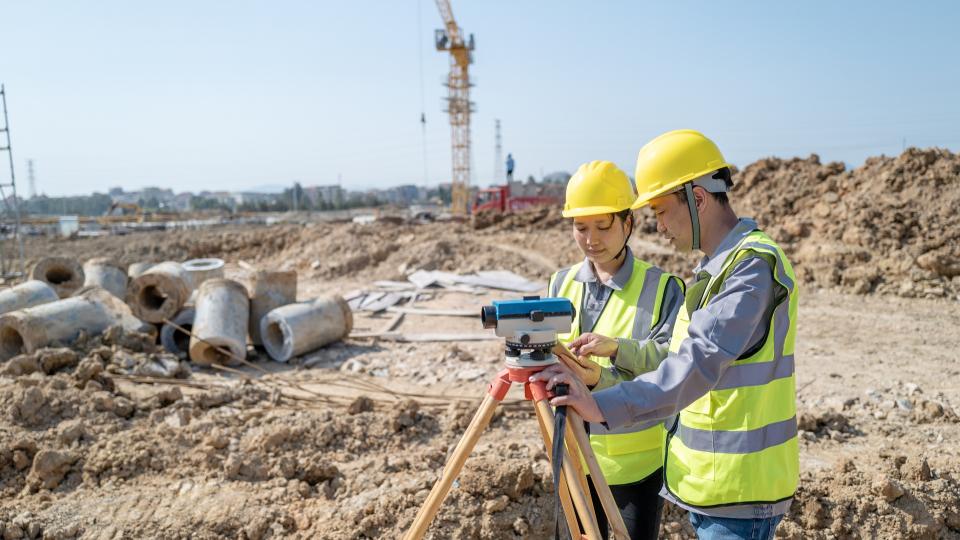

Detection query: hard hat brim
xmin=561 ymin=205 xmax=629 ymax=218
xmin=631 ymin=162 xmax=732 ymax=210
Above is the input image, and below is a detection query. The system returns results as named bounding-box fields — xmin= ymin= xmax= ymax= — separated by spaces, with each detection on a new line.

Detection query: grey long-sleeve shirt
xmin=593 ymin=218 xmax=792 ymax=519
xmin=549 ymin=247 xmax=683 ymax=384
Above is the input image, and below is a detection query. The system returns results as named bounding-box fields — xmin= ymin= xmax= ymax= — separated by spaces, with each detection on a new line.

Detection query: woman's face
xmin=572 ymin=213 xmax=630 ymax=266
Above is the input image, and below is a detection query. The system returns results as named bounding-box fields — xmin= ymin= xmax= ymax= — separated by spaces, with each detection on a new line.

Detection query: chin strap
xmin=612 ymin=213 xmax=635 ymax=262
xmin=684 ymin=183 xmax=701 ymax=251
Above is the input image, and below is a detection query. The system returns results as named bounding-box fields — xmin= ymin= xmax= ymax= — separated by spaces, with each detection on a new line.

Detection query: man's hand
xmin=569 ymin=333 xmax=618 ymax=359
xmin=530 ymin=363 xmax=606 ymax=423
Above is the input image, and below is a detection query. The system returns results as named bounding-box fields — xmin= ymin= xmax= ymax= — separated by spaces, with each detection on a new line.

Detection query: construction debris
xmin=159 ymin=307 xmax=195 ymax=358
xmin=30 ymin=257 xmax=85 ymax=298
xmin=126 ymin=261 xmax=154 ymax=278
xmin=189 ymin=279 xmax=249 ymax=366
xmin=0 ymin=280 xmax=58 ymax=315
xmin=125 ymin=261 xmax=193 ymax=323
xmin=243 ymin=269 xmax=297 ymax=346
xmin=0 ymin=286 xmax=148 ymax=361
xmin=261 ymin=295 xmax=352 ymax=363
xmin=182 ymin=257 xmax=225 ymax=287
xmin=82 ymin=257 xmax=128 ymax=299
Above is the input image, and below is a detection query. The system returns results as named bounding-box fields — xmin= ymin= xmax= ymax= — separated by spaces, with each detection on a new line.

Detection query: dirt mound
xmin=777 ymin=456 xmax=960 ymax=539
xmin=735 ymin=147 xmax=960 ymax=298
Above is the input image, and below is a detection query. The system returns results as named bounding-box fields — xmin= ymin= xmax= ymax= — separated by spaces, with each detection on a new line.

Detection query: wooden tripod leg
xmin=563 ymin=419 xmax=597 ymax=519
xmin=535 ymin=400 xmax=602 ymax=540
xmin=533 ymin=401 xmax=581 ymax=538
xmin=568 ymin=411 xmax=630 ymax=540
xmin=404 ymin=394 xmax=500 ymax=540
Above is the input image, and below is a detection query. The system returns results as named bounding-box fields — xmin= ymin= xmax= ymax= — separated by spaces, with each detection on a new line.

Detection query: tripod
xmin=403 ymin=362 xmax=629 ymax=540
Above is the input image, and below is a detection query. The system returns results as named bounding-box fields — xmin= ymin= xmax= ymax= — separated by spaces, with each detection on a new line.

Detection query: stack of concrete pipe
xmin=2 ymin=255 xmax=351 ymax=366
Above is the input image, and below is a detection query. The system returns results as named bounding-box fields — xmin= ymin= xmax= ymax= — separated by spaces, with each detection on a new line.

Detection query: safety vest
xmin=664 ymin=229 xmax=799 ymax=507
xmin=550 ymin=258 xmax=679 ymax=485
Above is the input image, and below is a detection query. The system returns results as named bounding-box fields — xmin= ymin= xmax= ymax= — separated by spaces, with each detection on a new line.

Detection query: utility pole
xmin=0 ymin=84 xmax=26 ymax=279
xmin=493 ymin=119 xmax=502 ymax=184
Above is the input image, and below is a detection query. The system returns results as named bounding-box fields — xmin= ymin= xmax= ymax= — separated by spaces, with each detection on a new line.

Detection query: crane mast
xmin=433 ymin=0 xmax=475 ymax=216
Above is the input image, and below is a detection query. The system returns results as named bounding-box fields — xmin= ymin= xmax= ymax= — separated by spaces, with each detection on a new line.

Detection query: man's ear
xmin=693 ymin=185 xmax=709 ymax=213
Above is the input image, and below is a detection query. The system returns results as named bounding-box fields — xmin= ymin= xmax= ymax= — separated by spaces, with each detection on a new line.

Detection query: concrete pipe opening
xmin=263 ymin=321 xmax=288 ymax=355
xmin=173 ymin=325 xmax=192 ymax=353
xmin=200 ymin=345 xmax=233 ymax=365
xmin=140 ymin=285 xmax=168 ymax=311
xmin=45 ymin=266 xmax=75 ymax=285
xmin=0 ymin=326 xmax=25 ymax=359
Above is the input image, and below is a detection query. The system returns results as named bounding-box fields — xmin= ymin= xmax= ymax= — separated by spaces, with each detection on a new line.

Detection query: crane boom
xmin=433 ymin=0 xmax=474 ymax=216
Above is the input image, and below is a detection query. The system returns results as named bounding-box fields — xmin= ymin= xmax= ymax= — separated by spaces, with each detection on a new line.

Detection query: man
xmin=534 ymin=129 xmax=799 ymax=540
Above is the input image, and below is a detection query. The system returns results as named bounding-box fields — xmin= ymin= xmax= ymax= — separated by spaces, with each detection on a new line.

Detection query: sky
xmin=3 ymin=1 xmax=959 ymax=197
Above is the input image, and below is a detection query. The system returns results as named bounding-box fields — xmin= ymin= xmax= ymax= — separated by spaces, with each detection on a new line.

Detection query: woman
xmin=548 ymin=160 xmax=684 ymax=539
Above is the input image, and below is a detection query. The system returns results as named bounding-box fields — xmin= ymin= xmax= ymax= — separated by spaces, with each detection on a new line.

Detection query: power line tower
xmin=0 ymin=85 xmax=26 ymax=281
xmin=433 ymin=0 xmax=475 ymax=216
xmin=27 ymin=159 xmax=36 ymax=199
xmin=493 ymin=119 xmax=502 ymax=184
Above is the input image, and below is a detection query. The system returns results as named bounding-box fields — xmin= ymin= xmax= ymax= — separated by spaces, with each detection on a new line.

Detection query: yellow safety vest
xmin=550 ymin=258 xmax=679 ymax=485
xmin=664 ymin=229 xmax=799 ymax=507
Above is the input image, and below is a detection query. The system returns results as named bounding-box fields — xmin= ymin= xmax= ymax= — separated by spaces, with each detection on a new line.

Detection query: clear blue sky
xmin=3 ymin=1 xmax=958 ymax=196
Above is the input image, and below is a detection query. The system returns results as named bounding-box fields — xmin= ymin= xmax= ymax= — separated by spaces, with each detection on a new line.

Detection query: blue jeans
xmin=689 ymin=513 xmax=783 ymax=540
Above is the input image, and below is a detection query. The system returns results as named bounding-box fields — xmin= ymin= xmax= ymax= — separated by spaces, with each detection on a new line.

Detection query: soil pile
xmin=735 ymin=147 xmax=960 ymax=298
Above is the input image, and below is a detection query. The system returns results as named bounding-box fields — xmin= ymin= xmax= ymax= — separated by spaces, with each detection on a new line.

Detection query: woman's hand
xmin=569 ymin=332 xmax=619 ymax=359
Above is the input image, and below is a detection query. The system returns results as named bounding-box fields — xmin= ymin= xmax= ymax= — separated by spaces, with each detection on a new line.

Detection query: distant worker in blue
xmin=506 ymin=153 xmax=515 ymax=182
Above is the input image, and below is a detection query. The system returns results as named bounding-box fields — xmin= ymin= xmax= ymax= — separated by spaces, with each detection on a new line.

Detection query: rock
xmin=74 ymin=357 xmax=104 ymax=385
xmin=0 ymin=354 xmax=40 ymax=377
xmin=28 ymin=449 xmax=78 ymax=490
xmin=37 ymin=348 xmax=79 ymax=374
xmin=896 ymin=398 xmax=913 ymax=411
xmin=483 ymin=495 xmax=510 ymax=513
xmin=872 ymin=475 xmax=905 ymax=502
xmin=164 ymin=409 xmax=191 ymax=428
xmin=347 ymin=396 xmax=374 ymax=415
xmin=13 ymin=450 xmax=31 ymax=471
xmin=902 ymin=456 xmax=933 ymax=482
xmin=904 ymin=382 xmax=921 ymax=395
xmin=11 ymin=387 xmax=47 ymax=426
xmin=57 ymin=419 xmax=85 ymax=446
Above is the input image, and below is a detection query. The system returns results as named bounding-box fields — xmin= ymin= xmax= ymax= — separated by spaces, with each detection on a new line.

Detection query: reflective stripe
xmin=739 ymin=242 xmax=794 ymax=291
xmin=714 ymin=355 xmax=795 ymax=391
xmin=677 ymin=415 xmax=798 ymax=454
xmin=591 ymin=417 xmax=664 ymax=436
xmin=550 ymin=267 xmax=570 ymax=298
xmin=630 ymin=266 xmax=664 ymax=337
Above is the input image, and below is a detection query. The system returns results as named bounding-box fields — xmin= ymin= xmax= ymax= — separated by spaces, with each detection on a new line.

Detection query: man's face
xmin=572 ymin=214 xmax=629 ymax=266
xmin=649 ymin=192 xmax=693 ymax=252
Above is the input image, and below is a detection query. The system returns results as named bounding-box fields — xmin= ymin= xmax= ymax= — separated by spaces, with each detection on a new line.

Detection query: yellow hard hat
xmin=562 ymin=160 xmax=636 ymax=218
xmin=631 ymin=129 xmax=732 ymax=209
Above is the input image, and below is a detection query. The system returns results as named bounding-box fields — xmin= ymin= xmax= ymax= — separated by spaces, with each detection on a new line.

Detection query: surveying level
xmin=480 ymin=296 xmax=575 ymax=368
xmin=405 ymin=295 xmax=628 ymax=540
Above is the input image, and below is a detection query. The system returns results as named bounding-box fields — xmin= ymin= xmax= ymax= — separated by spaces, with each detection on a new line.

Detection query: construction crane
xmin=433 ymin=0 xmax=475 ymax=216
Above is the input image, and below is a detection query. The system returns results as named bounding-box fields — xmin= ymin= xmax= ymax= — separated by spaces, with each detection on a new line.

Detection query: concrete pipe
xmin=126 ymin=261 xmax=193 ymax=324
xmin=260 ymin=295 xmax=352 ymax=363
xmin=160 ymin=307 xmax=195 ymax=358
xmin=246 ymin=270 xmax=297 ymax=346
xmin=189 ymin=279 xmax=249 ymax=366
xmin=0 ymin=280 xmax=59 ymax=316
xmin=83 ymin=258 xmax=128 ymax=299
xmin=0 ymin=286 xmax=147 ymax=361
xmin=127 ymin=262 xmax=155 ymax=279
xmin=182 ymin=258 xmax=225 ymax=288
xmin=31 ymin=257 xmax=85 ymax=298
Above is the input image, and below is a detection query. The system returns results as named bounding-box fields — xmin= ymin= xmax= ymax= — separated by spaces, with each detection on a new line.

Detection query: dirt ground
xmin=2 ymin=148 xmax=959 ymax=539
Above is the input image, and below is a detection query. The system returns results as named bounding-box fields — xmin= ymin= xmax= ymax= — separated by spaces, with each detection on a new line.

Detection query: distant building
xmin=304 ymin=185 xmax=345 ymax=207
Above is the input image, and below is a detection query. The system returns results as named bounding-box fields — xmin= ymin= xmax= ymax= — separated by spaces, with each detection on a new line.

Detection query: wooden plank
xmin=386 ymin=306 xmax=475 ymax=317
xmin=349 ymin=332 xmax=498 ymax=342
